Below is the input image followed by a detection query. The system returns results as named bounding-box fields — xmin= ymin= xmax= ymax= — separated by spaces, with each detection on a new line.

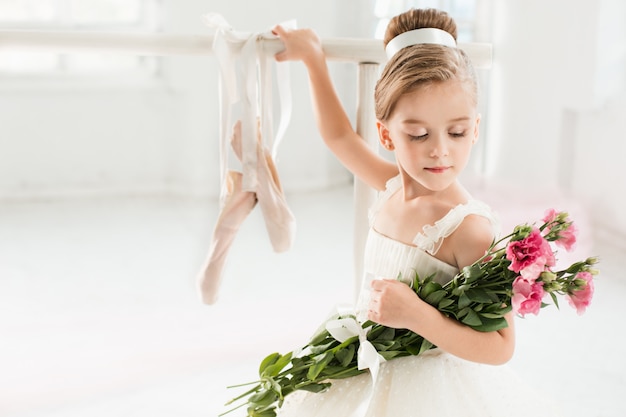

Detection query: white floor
xmin=1 ymin=184 xmax=624 ymax=417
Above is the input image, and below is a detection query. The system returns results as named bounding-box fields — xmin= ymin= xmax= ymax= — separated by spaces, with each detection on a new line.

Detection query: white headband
xmin=385 ymin=28 xmax=457 ymax=59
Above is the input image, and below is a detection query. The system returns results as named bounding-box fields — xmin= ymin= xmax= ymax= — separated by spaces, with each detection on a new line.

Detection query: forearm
xmin=303 ymin=55 xmax=357 ymax=146
xmin=408 ymin=306 xmax=515 ymax=365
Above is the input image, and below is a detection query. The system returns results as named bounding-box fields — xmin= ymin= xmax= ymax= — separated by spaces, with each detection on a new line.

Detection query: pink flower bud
xmin=566 ymin=271 xmax=594 ymax=315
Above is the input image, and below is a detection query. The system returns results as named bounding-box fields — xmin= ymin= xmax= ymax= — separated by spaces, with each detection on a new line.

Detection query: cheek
xmin=455 ymin=144 xmax=474 ymax=164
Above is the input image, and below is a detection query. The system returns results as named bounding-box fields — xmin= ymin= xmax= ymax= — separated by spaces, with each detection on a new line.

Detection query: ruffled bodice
xmin=357 ymin=176 xmax=499 ymax=317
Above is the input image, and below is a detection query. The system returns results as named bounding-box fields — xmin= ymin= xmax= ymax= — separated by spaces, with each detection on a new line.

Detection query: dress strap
xmin=413 ymin=200 xmax=500 ymax=255
xmin=368 ymin=175 xmax=402 ymax=226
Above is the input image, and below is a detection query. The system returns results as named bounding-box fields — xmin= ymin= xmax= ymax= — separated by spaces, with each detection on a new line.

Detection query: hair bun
xmin=384 ymin=8 xmax=457 ymax=47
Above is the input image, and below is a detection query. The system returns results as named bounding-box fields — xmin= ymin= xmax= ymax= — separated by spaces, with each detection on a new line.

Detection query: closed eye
xmin=409 ymin=133 xmax=428 ymax=141
xmin=449 ymin=132 xmax=467 ymax=138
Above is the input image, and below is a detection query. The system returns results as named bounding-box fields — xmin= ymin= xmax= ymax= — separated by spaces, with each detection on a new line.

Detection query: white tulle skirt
xmin=277 ymin=349 xmax=561 ymax=417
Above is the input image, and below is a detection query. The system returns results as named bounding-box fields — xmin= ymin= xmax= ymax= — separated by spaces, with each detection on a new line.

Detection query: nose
xmin=429 ymin=135 xmax=449 ymax=158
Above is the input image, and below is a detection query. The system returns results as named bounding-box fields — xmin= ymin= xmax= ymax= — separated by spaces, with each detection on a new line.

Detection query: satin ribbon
xmin=203 ymin=13 xmax=295 ymax=200
xmin=324 ymin=305 xmax=386 ymax=417
xmin=325 ymin=317 xmax=384 ymax=379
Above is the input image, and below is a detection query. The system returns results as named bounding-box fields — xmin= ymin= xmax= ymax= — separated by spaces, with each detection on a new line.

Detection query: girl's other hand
xmin=272 ymin=26 xmax=324 ymax=67
xmin=368 ymin=279 xmax=424 ymax=329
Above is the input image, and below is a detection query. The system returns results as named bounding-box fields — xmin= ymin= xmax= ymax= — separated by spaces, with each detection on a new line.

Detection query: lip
xmin=424 ymin=166 xmax=450 ymax=174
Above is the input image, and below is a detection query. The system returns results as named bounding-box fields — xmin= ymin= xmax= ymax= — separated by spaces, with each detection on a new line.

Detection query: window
xmin=0 ymin=0 xmax=161 ymax=76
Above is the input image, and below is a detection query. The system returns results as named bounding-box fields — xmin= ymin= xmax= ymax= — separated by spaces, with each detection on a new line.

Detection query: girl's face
xmin=378 ymin=80 xmax=479 ymax=195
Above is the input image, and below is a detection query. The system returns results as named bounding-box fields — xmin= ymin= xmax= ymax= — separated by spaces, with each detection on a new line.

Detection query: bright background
xmin=1 ymin=1 xmax=624 ymax=416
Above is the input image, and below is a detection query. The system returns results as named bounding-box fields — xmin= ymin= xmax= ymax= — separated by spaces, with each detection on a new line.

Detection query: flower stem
xmin=218 ymin=400 xmax=249 ymax=417
xmin=223 ymin=384 xmax=261 ymax=406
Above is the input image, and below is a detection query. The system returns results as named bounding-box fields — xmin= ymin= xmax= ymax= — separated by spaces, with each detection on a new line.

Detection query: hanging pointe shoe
xmin=231 ymin=120 xmax=296 ymax=253
xmin=197 ymin=170 xmax=257 ymax=305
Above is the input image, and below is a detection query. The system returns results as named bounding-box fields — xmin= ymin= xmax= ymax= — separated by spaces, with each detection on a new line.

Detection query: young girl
xmin=271 ymin=8 xmax=560 ymax=417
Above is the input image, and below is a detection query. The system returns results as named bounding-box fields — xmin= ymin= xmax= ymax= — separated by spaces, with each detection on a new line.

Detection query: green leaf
xmin=483 ymin=303 xmax=511 ymax=315
xmin=324 ymin=366 xmax=363 ymax=380
xmin=375 ymin=327 xmax=396 ymax=341
xmin=424 ymin=290 xmax=447 ymax=306
xmin=458 ymin=292 xmax=472 ymax=309
xmin=249 ymin=390 xmax=277 ymax=407
xmin=258 ymin=353 xmax=281 ymax=377
xmin=378 ymin=350 xmax=405 ymax=360
xmin=308 ymin=329 xmax=330 ymax=346
xmin=462 ymin=265 xmax=484 ymax=283
xmin=550 ymin=292 xmax=560 ymax=309
xmin=307 ymin=351 xmax=334 ymax=381
xmin=261 ymin=352 xmax=292 ymax=378
xmin=372 ymin=340 xmax=397 ymax=351
xmin=361 ymin=320 xmax=377 ymax=328
xmin=418 ymin=339 xmax=434 ymax=354
xmin=248 ymin=406 xmax=277 ymax=417
xmin=296 ymin=382 xmax=332 ymax=393
xmin=405 ymin=344 xmax=421 ymax=355
xmin=272 ymin=379 xmax=284 ymax=399
xmin=474 ymin=316 xmax=509 ymax=332
xmin=420 ymin=281 xmax=442 ymax=298
xmin=465 ymin=288 xmax=498 ymax=303
xmin=335 ymin=345 xmax=355 ymax=367
xmin=478 ymin=312 xmax=506 ymax=319
xmin=457 ymin=306 xmax=470 ymax=318
xmin=309 ymin=341 xmax=337 ymax=355
xmin=461 ymin=309 xmax=483 ymax=327
xmin=412 ymin=273 xmax=421 ymax=291
xmin=437 ymin=298 xmax=454 ymax=309
xmin=367 ymin=325 xmax=384 ymax=339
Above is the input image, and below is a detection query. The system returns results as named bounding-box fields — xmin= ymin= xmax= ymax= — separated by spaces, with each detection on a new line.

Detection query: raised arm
xmin=272 ymin=26 xmax=397 ymax=191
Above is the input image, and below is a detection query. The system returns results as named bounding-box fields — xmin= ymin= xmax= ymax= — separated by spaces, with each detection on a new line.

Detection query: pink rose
xmin=542 ymin=208 xmax=577 ymax=251
xmin=506 ymin=228 xmax=555 ymax=281
xmin=511 ymin=277 xmax=545 ymax=316
xmin=566 ymin=271 xmax=595 ymax=315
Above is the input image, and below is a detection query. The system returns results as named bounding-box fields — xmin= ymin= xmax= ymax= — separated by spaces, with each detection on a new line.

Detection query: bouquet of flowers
xmin=221 ymin=209 xmax=598 ymax=417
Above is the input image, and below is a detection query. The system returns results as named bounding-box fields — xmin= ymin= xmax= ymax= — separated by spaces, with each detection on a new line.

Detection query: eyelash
xmin=408 ymin=132 xmax=467 ymax=141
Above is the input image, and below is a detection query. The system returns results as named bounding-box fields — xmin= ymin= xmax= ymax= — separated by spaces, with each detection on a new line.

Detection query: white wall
xmin=486 ymin=0 xmax=626 ymax=238
xmin=3 ymin=0 xmax=625 ymax=244
xmin=0 ymin=0 xmax=369 ymax=200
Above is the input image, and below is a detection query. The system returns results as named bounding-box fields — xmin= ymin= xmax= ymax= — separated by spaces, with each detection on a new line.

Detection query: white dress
xmin=278 ymin=176 xmax=561 ymax=417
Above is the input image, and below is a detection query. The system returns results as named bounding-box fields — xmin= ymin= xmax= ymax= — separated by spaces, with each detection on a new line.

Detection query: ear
xmin=472 ymin=114 xmax=481 ymax=145
xmin=376 ymin=121 xmax=395 ymax=151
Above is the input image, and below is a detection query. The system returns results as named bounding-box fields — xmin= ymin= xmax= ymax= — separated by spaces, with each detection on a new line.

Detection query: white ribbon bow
xmin=324 ymin=307 xmax=386 ymax=417
xmin=202 ymin=13 xmax=295 ymax=199
xmin=325 ymin=317 xmax=386 ymax=380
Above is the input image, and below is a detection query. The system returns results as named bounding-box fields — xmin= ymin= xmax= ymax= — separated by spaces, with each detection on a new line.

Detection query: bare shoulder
xmin=450 ymin=214 xmax=495 ymax=269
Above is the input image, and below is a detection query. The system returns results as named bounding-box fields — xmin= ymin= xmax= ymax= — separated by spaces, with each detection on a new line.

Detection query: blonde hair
xmin=374 ymin=8 xmax=478 ymax=121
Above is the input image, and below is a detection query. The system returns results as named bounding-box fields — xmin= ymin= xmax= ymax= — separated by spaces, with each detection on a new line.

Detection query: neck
xmin=399 ymin=172 xmax=466 ymax=203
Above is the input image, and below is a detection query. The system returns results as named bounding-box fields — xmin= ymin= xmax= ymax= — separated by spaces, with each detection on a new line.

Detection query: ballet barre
xmin=0 ymin=30 xmax=492 ymax=66
xmin=0 ymin=29 xmax=492 ymax=297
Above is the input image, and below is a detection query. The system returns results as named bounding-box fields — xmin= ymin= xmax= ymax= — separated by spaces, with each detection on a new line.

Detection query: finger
xmin=271 ymin=24 xmax=286 ymax=37
xmin=370 ymin=279 xmax=383 ymax=290
xmin=272 ymin=25 xmax=289 ymax=61
xmin=370 ymin=278 xmax=393 ymax=290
